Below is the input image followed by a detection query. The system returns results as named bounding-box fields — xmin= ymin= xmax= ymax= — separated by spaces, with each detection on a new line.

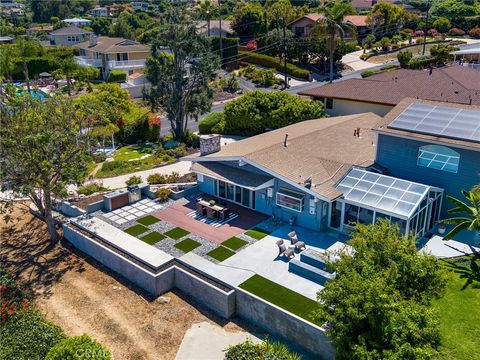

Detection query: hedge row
xmin=108 ymin=69 xmax=127 ymax=83
xmin=238 ymin=51 xmax=310 ymax=80
xmin=407 ymin=55 xmax=436 ymax=69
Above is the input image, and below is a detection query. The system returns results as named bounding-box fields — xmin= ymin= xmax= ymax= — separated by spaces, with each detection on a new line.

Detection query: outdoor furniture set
xmin=277 ymin=230 xmax=306 ymax=259
xmin=196 ymin=198 xmax=231 ymax=220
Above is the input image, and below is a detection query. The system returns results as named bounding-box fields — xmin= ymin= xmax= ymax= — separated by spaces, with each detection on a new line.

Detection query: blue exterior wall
xmin=198 ymin=175 xmax=216 ymax=194
xmin=376 ymin=134 xmax=480 ymax=217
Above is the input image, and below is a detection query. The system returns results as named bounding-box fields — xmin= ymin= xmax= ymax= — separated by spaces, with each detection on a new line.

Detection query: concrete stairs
xmin=288 ymin=249 xmax=334 ymax=285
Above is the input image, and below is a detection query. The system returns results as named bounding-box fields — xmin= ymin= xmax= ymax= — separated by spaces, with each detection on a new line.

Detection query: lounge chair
xmin=288 ymin=231 xmax=306 ymax=250
xmin=276 ymin=240 xmax=294 ymax=259
xmin=196 ymin=202 xmax=205 ymax=216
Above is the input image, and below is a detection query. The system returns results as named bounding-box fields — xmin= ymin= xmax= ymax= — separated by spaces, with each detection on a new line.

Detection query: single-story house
xmin=298 ymin=66 xmax=480 ymax=116
xmin=49 ymin=25 xmax=93 ymax=46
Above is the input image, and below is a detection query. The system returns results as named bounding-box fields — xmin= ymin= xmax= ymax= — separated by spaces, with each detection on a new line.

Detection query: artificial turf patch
xmin=244 ymin=228 xmax=269 ymax=240
xmin=174 ymin=238 xmax=201 ymax=253
xmin=221 ymin=236 xmax=248 ymax=251
xmin=139 ymin=231 xmax=166 ymax=245
xmin=164 ymin=227 xmax=190 ymax=240
xmin=137 ymin=215 xmax=160 ymax=226
xmin=124 ymin=224 xmax=149 ymax=237
xmin=239 ymin=274 xmax=319 ymax=321
xmin=207 ymin=246 xmax=236 ymax=262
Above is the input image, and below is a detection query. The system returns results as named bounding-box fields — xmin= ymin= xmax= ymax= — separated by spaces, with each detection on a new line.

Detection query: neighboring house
xmin=287 ymin=13 xmax=324 ymax=37
xmin=344 ymin=15 xmax=370 ymax=41
xmin=91 ymin=7 xmax=109 ymax=17
xmin=49 ymin=25 xmax=93 ymax=46
xmin=196 ymin=20 xmax=234 ymax=37
xmin=189 ymin=98 xmax=480 ymax=243
xmin=131 ymin=2 xmax=149 ymax=10
xmin=298 ymin=66 xmax=480 ymax=116
xmin=27 ymin=24 xmax=54 ymax=35
xmin=73 ymin=36 xmax=150 ymax=80
xmin=62 ymin=17 xmax=92 ymax=27
xmin=350 ymin=0 xmax=404 ymax=12
xmin=0 ymin=36 xmax=14 ymax=44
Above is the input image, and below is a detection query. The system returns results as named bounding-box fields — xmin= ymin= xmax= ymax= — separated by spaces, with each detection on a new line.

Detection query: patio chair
xmin=276 ymin=240 xmax=294 ymax=259
xmin=196 ymin=202 xmax=206 ymax=216
xmin=219 ymin=207 xmax=230 ymax=220
xmin=288 ymin=231 xmax=306 ymax=251
xmin=206 ymin=206 xmax=217 ymax=219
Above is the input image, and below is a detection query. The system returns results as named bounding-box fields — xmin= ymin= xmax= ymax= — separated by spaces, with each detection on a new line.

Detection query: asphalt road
xmin=159 ymin=62 xmax=392 ymax=136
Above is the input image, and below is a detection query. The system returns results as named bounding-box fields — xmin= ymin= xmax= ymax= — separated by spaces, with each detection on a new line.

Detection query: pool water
xmin=15 ymin=89 xmax=49 ymax=100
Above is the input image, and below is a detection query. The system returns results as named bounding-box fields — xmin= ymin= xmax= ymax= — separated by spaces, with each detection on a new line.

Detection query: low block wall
xmin=86 ymin=200 xmax=104 ymax=213
xmin=235 ymin=288 xmax=334 ymax=360
xmin=61 ymin=201 xmax=86 ymax=217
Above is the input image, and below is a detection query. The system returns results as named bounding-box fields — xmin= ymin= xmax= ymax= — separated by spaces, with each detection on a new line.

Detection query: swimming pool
xmin=15 ymin=89 xmax=49 ymax=100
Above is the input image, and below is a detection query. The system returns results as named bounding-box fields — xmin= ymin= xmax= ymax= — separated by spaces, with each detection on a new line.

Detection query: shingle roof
xmin=73 ymin=36 xmax=150 ymax=54
xmin=288 ymin=13 xmax=324 ymax=27
xmin=49 ymin=25 xmax=92 ymax=35
xmin=344 ymin=15 xmax=369 ymax=27
xmin=193 ymin=113 xmax=382 ymax=200
xmin=350 ymin=0 xmax=399 ymax=9
xmin=298 ymin=66 xmax=480 ymax=106
xmin=374 ymin=98 xmax=480 ymax=150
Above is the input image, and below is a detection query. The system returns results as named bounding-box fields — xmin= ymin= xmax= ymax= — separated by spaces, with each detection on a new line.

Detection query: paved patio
xmin=222 ymin=225 xmax=349 ymax=300
xmin=101 ymin=198 xmax=165 ymax=225
xmin=153 ymin=197 xmax=268 ymax=243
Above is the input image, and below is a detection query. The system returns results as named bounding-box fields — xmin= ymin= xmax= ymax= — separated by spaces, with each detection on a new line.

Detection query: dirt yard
xmin=0 ymin=204 xmax=254 ymax=360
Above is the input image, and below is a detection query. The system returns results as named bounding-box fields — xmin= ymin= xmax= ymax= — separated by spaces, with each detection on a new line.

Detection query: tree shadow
xmin=442 ymin=254 xmax=480 ymax=290
xmin=1 ymin=205 xmax=85 ymax=299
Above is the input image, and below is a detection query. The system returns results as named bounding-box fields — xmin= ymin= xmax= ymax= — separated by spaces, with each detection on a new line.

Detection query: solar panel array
xmin=336 ymin=168 xmax=429 ymax=218
xmin=387 ymin=103 xmax=480 ymax=143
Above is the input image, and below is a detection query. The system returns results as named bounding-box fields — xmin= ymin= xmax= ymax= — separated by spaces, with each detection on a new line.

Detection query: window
xmin=417 ymin=145 xmax=460 ymax=173
xmin=325 ymin=98 xmax=333 ymax=109
xmin=276 ymin=188 xmax=304 ymax=213
xmin=67 ymin=35 xmax=79 ymax=42
xmin=294 ymin=26 xmax=305 ymax=36
xmin=217 ymin=180 xmax=252 ymax=208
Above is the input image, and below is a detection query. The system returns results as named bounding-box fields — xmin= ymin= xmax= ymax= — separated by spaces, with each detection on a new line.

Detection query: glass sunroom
xmin=329 ymin=168 xmax=444 ymax=237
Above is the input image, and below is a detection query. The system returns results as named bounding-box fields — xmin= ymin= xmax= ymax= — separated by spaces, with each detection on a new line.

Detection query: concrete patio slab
xmin=420 ymin=235 xmax=480 ymax=258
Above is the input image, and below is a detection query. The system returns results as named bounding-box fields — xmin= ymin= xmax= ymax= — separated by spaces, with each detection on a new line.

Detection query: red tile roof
xmin=298 ymin=66 xmax=480 ymax=106
xmin=344 ymin=15 xmax=369 ymax=27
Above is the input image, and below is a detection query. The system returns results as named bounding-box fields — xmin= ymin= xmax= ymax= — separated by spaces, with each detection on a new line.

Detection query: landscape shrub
xmin=361 ymin=69 xmax=376 ymax=78
xmin=77 ymin=183 xmax=110 ymax=196
xmin=222 ymin=91 xmax=324 ymax=136
xmin=155 ymin=188 xmax=172 ymax=201
xmin=448 ymin=27 xmax=465 ymax=36
xmin=407 ymin=55 xmax=435 ymax=69
xmin=468 ymin=27 xmax=480 ymax=39
xmin=238 ymin=51 xmax=310 ymax=80
xmin=166 ymin=143 xmax=187 ymax=158
xmin=147 ymin=172 xmax=179 ymax=185
xmin=45 ymin=334 xmax=111 ymax=360
xmin=107 ymin=70 xmax=127 ymax=83
xmin=225 ymin=339 xmax=300 ymax=360
xmin=397 ymin=50 xmax=413 ymax=68
xmin=0 ymin=268 xmax=26 ymax=322
xmin=199 ymin=112 xmax=225 ymax=134
xmin=238 ymin=65 xmax=281 ymax=87
xmin=93 ymin=152 xmax=107 ymax=163
xmin=126 ymin=175 xmax=142 ymax=186
xmin=11 ymin=57 xmax=52 ymax=80
xmin=433 ymin=17 xmax=451 ymax=33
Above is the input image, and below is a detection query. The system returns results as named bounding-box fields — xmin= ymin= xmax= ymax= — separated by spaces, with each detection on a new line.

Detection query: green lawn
xmin=124 ymin=224 xmax=149 ymax=237
xmin=113 ymin=144 xmax=156 ymax=161
xmin=207 ymin=246 xmax=236 ymax=262
xmin=174 ymin=238 xmax=201 ymax=253
xmin=139 ymin=231 xmax=166 ymax=245
xmin=137 ymin=215 xmax=160 ymax=226
xmin=433 ymin=255 xmax=480 ymax=360
xmin=244 ymin=228 xmax=269 ymax=240
xmin=221 ymin=236 xmax=248 ymax=251
xmin=164 ymin=227 xmax=190 ymax=240
xmin=239 ymin=274 xmax=319 ymax=321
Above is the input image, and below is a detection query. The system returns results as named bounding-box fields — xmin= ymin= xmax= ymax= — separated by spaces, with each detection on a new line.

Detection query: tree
xmin=16 ymin=39 xmax=44 ymax=92
xmin=431 ymin=0 xmax=478 ymax=27
xmin=442 ymin=187 xmax=480 ymax=242
xmin=366 ymin=2 xmax=409 ymax=38
xmin=310 ymin=0 xmax=355 ymax=83
xmin=91 ymin=17 xmax=112 ymax=35
xmin=432 ymin=16 xmax=451 ymax=33
xmin=0 ymin=95 xmax=92 ymax=242
xmin=198 ymin=0 xmax=218 ymax=36
xmin=397 ymin=49 xmax=413 ymax=68
xmin=313 ymin=220 xmax=446 ymax=359
xmin=74 ymin=66 xmax=100 ymax=92
xmin=0 ymin=45 xmax=15 ymax=83
xmin=55 ymin=56 xmax=80 ymax=96
xmin=145 ymin=6 xmax=220 ymax=139
xmin=430 ymin=43 xmax=454 ymax=65
xmin=231 ymin=2 xmax=265 ymax=38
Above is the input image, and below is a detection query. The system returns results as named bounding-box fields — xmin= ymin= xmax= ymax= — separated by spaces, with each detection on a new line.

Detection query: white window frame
xmin=276 ymin=188 xmax=305 ymax=213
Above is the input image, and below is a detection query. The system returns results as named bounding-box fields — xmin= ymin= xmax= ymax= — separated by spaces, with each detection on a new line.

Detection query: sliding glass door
xmin=216 ymin=180 xmax=253 ymax=209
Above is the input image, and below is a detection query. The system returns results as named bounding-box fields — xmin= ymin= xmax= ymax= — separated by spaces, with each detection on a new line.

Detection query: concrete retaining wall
xmin=61 ymin=201 xmax=86 ymax=217
xmin=235 ymin=289 xmax=334 ymax=360
xmin=86 ymin=200 xmax=104 ymax=213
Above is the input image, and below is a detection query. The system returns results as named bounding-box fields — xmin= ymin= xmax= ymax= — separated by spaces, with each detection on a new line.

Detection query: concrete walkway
xmin=175 ymin=321 xmax=260 ymax=360
xmin=341 ymin=50 xmax=379 ymax=72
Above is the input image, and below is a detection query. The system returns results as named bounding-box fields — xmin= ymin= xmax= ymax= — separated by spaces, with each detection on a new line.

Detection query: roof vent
xmin=284 ymin=133 xmax=289 ymax=147
xmin=454 ymin=90 xmax=459 ymax=94
xmin=353 ymin=127 xmax=361 ymax=137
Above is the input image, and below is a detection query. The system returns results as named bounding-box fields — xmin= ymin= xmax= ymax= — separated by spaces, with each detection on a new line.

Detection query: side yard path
xmin=0 ymin=204 xmax=258 ymax=360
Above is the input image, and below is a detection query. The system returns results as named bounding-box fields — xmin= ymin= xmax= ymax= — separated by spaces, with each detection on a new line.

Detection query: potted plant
xmin=209 ymin=199 xmax=216 ymax=206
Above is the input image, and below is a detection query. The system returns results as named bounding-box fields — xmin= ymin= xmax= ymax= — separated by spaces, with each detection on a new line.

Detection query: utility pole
xmin=422 ymin=0 xmax=431 ymax=55
xmin=283 ymin=16 xmax=288 ymax=89
xmin=206 ymin=10 xmax=210 ymax=37
xmin=218 ymin=0 xmax=223 ymax=64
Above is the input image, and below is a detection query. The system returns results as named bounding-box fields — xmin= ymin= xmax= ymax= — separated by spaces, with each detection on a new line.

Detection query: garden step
xmin=300 ymin=249 xmax=330 ymax=271
xmin=288 ymin=258 xmax=335 ymax=286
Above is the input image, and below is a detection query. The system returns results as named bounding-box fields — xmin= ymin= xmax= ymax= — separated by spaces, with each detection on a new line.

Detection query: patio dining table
xmin=198 ymin=200 xmax=226 ymax=218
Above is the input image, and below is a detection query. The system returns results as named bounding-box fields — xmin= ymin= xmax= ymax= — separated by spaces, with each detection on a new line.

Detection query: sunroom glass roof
xmin=336 ymin=168 xmax=430 ymax=218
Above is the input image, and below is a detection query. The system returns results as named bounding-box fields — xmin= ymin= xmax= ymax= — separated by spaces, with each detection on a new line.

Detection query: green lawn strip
xmin=239 ymin=274 xmax=318 ymax=321
xmin=139 ymin=231 xmax=166 ymax=245
xmin=124 ymin=224 xmax=149 ymax=237
xmin=207 ymin=246 xmax=236 ymax=262
xmin=113 ymin=144 xmax=155 ymax=161
xmin=164 ymin=227 xmax=190 ymax=240
xmin=244 ymin=228 xmax=269 ymax=240
xmin=433 ymin=256 xmax=480 ymax=360
xmin=174 ymin=238 xmax=201 ymax=253
xmin=221 ymin=236 xmax=248 ymax=251
xmin=137 ymin=215 xmax=160 ymax=226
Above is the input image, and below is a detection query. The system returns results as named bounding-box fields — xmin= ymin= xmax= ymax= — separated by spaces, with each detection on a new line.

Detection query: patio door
xmin=216 ymin=180 xmax=254 ymax=209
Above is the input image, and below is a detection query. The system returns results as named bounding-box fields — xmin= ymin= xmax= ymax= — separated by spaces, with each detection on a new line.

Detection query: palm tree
xmin=442 ymin=187 xmax=480 ymax=241
xmin=310 ymin=1 xmax=355 ymax=83
xmin=57 ymin=57 xmax=79 ymax=96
